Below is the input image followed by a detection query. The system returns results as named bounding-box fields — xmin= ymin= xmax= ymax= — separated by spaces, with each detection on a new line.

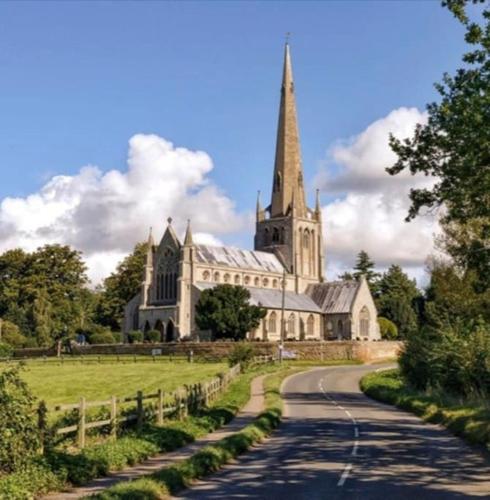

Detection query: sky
xmin=0 ymin=1 xmax=470 ymax=286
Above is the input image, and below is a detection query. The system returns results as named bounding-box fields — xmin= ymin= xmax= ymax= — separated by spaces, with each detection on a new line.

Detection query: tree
xmin=388 ymin=0 xmax=490 ymax=291
xmin=377 ymin=265 xmax=420 ymax=337
xmin=378 ymin=317 xmax=398 ymax=340
xmin=195 ymin=284 xmax=266 ymax=341
xmin=95 ymin=242 xmax=148 ymax=330
xmin=339 ymin=250 xmax=380 ymax=294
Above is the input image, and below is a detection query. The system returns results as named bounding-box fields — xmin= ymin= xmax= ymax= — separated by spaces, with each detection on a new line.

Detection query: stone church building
xmin=124 ymin=43 xmax=380 ymax=342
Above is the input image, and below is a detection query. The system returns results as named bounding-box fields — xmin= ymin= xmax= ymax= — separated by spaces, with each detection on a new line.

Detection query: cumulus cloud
xmin=319 ymin=107 xmax=440 ymax=284
xmin=0 ymin=134 xmax=245 ymax=284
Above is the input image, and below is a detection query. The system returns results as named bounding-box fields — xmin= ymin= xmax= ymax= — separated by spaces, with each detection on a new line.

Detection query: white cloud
xmin=319 ymin=107 xmax=440 ymax=285
xmin=0 ymin=134 xmax=245 ymax=285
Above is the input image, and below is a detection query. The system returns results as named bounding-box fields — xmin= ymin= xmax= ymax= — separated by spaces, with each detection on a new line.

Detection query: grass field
xmin=11 ymin=360 xmax=226 ymax=407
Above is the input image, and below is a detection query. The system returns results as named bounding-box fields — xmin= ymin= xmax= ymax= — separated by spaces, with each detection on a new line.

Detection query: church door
xmin=166 ymin=320 xmax=175 ymax=342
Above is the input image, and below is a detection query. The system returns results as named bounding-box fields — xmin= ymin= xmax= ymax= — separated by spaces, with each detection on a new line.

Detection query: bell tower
xmin=254 ymin=42 xmax=324 ymax=291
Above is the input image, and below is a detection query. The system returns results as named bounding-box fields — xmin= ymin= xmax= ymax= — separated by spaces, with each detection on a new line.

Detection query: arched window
xmin=224 ymin=273 xmax=231 ymax=283
xmin=263 ymin=277 xmax=269 ymax=287
xmin=132 ymin=305 xmax=139 ymax=331
xmin=155 ymin=320 xmax=164 ymax=342
xmin=269 ymin=312 xmax=277 ymax=333
xmin=156 ymin=247 xmax=178 ymax=302
xmin=214 ymin=272 xmax=220 ymax=282
xmin=202 ymin=270 xmax=210 ymax=281
xmin=288 ymin=313 xmax=295 ymax=335
xmin=307 ymin=314 xmax=315 ymax=336
xmin=234 ymin=274 xmax=240 ymax=284
xmin=166 ymin=320 xmax=175 ymax=342
xmin=272 ymin=279 xmax=278 ymax=288
xmin=244 ymin=275 xmax=250 ymax=285
xmin=359 ymin=306 xmax=370 ymax=337
xmin=254 ymin=277 xmax=260 ymax=287
xmin=303 ymin=230 xmax=310 ymax=248
xmin=272 ymin=227 xmax=280 ymax=243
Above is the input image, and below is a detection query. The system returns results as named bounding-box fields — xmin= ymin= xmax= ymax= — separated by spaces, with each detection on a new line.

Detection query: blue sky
xmin=0 ymin=1 xmax=469 ymax=283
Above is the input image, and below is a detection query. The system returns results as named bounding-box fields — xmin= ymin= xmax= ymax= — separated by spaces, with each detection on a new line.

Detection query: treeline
xmin=0 ymin=243 xmax=147 ymax=350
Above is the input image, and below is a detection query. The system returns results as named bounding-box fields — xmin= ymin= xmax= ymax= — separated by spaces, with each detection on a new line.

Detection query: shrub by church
xmin=124 ymin=44 xmax=380 ymax=342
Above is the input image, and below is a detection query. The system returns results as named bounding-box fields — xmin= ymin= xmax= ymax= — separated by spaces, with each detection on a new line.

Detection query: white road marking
xmin=352 ymin=440 xmax=359 ymax=456
xmin=337 ymin=464 xmax=352 ymax=486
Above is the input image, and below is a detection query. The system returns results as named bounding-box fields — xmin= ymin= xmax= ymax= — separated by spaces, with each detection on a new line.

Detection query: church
xmin=124 ymin=43 xmax=380 ymax=343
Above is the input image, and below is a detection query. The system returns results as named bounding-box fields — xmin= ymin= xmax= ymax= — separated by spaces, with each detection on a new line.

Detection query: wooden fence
xmin=48 ymin=357 xmax=272 ymax=449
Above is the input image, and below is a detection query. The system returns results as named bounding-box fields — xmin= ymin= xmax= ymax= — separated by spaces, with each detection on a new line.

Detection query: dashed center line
xmin=318 ymin=377 xmax=361 ymax=487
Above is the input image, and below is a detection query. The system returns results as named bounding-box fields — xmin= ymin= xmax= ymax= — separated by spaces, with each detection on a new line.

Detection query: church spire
xmin=183 ymin=219 xmax=193 ymax=246
xmin=270 ymin=42 xmax=307 ymax=218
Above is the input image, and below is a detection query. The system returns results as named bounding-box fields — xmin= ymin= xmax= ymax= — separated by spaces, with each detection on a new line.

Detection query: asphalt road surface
xmin=178 ymin=364 xmax=490 ymax=499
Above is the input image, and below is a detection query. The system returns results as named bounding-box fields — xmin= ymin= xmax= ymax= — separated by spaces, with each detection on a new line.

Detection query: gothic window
xmin=288 ymin=313 xmax=295 ymax=335
xmin=269 ymin=312 xmax=277 ymax=333
xmin=202 ymin=270 xmax=210 ymax=281
xmin=303 ymin=230 xmax=309 ymax=248
xmin=272 ymin=227 xmax=280 ymax=243
xmin=254 ymin=276 xmax=260 ymax=286
xmin=214 ymin=272 xmax=220 ymax=282
xmin=263 ymin=277 xmax=269 ymax=287
xmin=224 ymin=273 xmax=231 ymax=283
xmin=244 ymin=275 xmax=251 ymax=285
xmin=307 ymin=314 xmax=315 ymax=336
xmin=359 ymin=306 xmax=370 ymax=338
xmin=234 ymin=274 xmax=240 ymax=284
xmin=156 ymin=247 xmax=178 ymax=302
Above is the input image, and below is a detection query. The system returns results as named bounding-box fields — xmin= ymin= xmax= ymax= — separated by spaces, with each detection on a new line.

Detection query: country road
xmin=178 ymin=364 xmax=490 ymax=499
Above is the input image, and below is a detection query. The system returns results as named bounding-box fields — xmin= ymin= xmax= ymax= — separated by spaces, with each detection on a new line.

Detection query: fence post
xmin=78 ymin=397 xmax=86 ymax=449
xmin=136 ymin=390 xmax=143 ymax=430
xmin=182 ymin=387 xmax=188 ymax=418
xmin=204 ymin=382 xmax=209 ymax=407
xmin=110 ymin=395 xmax=117 ymax=440
xmin=157 ymin=389 xmax=163 ymax=425
xmin=37 ymin=400 xmax=48 ymax=454
xmin=174 ymin=392 xmax=181 ymax=420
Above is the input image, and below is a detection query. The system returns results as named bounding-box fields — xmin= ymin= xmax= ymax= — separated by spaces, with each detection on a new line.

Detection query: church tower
xmin=254 ymin=42 xmax=324 ymax=291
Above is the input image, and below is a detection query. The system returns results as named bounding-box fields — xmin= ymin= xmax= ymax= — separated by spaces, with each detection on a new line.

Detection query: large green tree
xmin=388 ymin=0 xmax=490 ymax=290
xmin=95 ymin=242 xmax=148 ymax=330
xmin=195 ymin=284 xmax=266 ymax=341
xmin=339 ymin=250 xmax=380 ymax=294
xmin=377 ymin=265 xmax=420 ymax=337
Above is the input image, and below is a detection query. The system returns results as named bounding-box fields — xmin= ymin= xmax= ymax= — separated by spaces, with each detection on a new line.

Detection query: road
xmin=178 ymin=364 xmax=490 ymax=499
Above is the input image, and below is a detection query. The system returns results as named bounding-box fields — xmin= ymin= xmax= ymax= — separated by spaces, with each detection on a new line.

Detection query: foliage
xmin=227 ymin=343 xmax=256 ymax=369
xmin=127 ymin=330 xmax=144 ymax=344
xmin=0 ymin=319 xmax=26 ymax=347
xmin=377 ymin=317 xmax=398 ymax=340
xmin=339 ymin=250 xmax=380 ymax=294
xmin=0 ymin=367 xmax=40 ymax=473
xmin=376 ymin=265 xmax=420 ymax=337
xmin=0 ymin=245 xmax=91 ymax=346
xmin=145 ymin=329 xmax=161 ymax=343
xmin=95 ymin=242 xmax=148 ymax=330
xmin=388 ymin=0 xmax=490 ymax=291
xmin=89 ymin=331 xmax=117 ymax=345
xmin=0 ymin=459 xmax=65 ymax=500
xmin=400 ymin=321 xmax=490 ymax=398
xmin=195 ymin=285 xmax=266 ymax=341
xmin=361 ymin=368 xmax=490 ymax=450
xmin=0 ymin=342 xmax=13 ymax=358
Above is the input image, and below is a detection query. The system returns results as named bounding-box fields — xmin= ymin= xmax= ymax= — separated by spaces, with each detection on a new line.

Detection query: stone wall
xmin=13 ymin=340 xmax=403 ymax=362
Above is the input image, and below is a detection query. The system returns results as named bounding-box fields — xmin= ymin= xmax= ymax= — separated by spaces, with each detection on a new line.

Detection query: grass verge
xmin=90 ymin=366 xmax=304 ymax=499
xmin=361 ymin=369 xmax=490 ymax=451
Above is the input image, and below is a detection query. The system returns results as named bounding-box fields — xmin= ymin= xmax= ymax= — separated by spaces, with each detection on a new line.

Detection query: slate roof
xmin=194 ymin=244 xmax=285 ymax=274
xmin=195 ymin=282 xmax=322 ymax=313
xmin=306 ymin=280 xmax=360 ymax=314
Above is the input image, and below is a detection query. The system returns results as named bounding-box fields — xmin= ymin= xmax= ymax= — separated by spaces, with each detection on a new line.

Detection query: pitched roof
xmin=195 ymin=282 xmax=322 ymax=313
xmin=306 ymin=280 xmax=360 ymax=314
xmin=194 ymin=244 xmax=285 ymax=274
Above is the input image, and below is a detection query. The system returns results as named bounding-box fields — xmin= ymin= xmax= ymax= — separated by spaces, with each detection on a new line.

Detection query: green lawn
xmin=14 ymin=360 xmax=226 ymax=407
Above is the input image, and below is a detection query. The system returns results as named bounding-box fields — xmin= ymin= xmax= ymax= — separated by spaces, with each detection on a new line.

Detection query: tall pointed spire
xmin=270 ymin=42 xmax=307 ymax=218
xmin=183 ymin=219 xmax=193 ymax=246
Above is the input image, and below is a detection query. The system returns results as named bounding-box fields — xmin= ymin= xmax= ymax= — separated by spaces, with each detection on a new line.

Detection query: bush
xmin=0 ymin=342 xmax=13 ymax=358
xmin=0 ymin=320 xmax=27 ymax=347
xmin=145 ymin=330 xmax=161 ymax=343
xmin=227 ymin=343 xmax=255 ymax=370
xmin=128 ymin=331 xmax=144 ymax=344
xmin=378 ymin=317 xmax=398 ymax=340
xmin=90 ymin=332 xmax=117 ymax=345
xmin=0 ymin=367 xmax=41 ymax=473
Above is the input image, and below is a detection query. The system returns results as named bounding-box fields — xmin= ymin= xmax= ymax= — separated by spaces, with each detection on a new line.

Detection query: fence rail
xmin=48 ymin=363 xmax=245 ymax=449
